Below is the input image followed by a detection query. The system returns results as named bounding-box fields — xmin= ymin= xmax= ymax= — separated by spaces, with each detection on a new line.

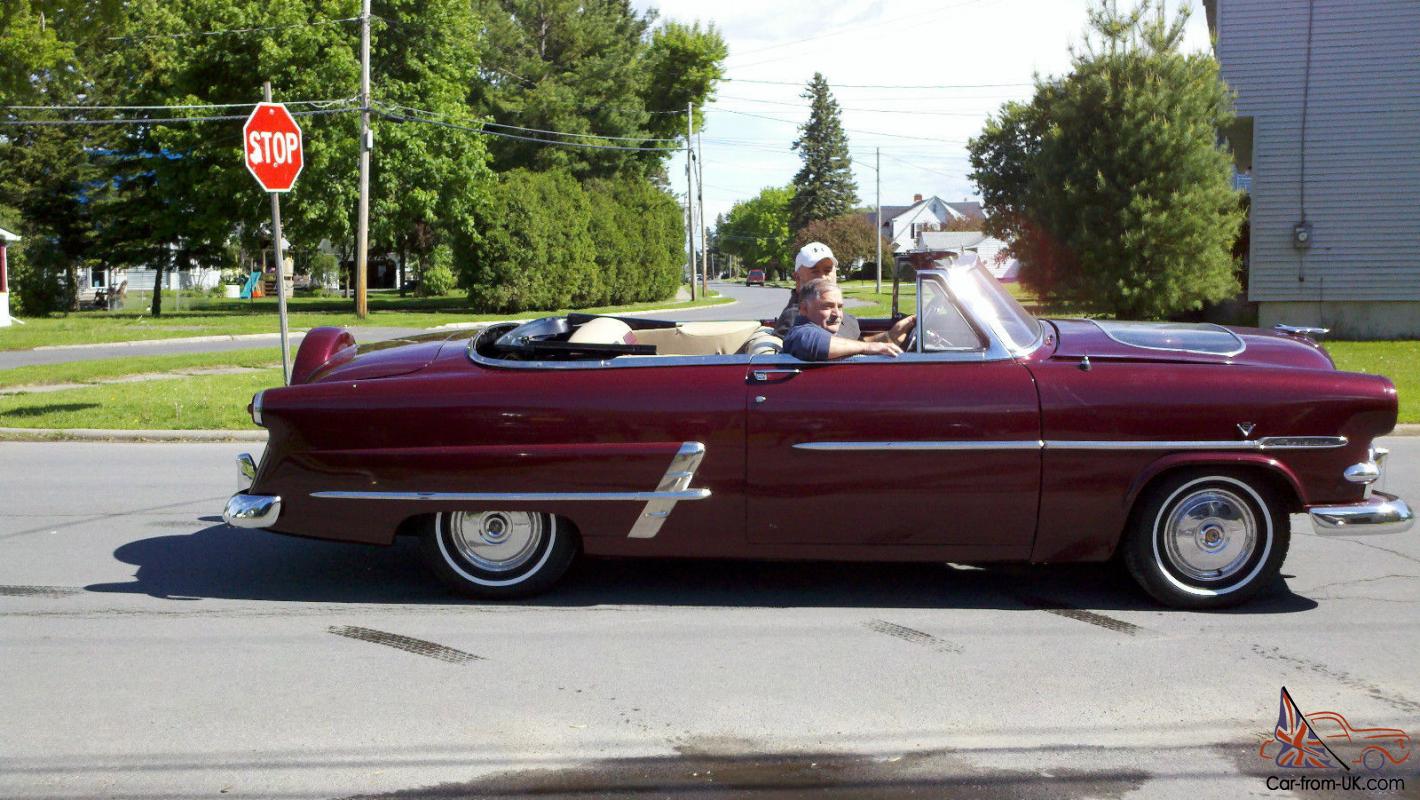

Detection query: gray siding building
xmin=1205 ymin=0 xmax=1420 ymax=337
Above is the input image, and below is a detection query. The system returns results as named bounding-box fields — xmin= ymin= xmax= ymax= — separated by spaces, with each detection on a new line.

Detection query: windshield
xmin=950 ymin=264 xmax=1042 ymax=353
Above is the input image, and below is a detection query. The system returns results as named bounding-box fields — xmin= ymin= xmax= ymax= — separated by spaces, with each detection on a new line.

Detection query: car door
xmin=745 ymin=290 xmax=1041 ymax=552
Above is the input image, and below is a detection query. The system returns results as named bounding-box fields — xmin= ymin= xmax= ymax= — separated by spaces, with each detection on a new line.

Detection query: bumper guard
xmin=223 ymin=493 xmax=282 ymax=528
xmin=1308 ymin=492 xmax=1415 ymax=536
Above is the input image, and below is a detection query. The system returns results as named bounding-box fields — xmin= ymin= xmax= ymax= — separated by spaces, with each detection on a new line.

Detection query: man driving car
xmin=782 ymin=278 xmax=914 ymax=361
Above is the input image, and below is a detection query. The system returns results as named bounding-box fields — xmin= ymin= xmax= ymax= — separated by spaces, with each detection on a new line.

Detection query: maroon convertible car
xmin=224 ymin=263 xmax=1413 ymax=608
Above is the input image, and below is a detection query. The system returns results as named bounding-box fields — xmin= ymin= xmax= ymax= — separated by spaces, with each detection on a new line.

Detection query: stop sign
xmin=243 ymin=102 xmax=304 ymax=192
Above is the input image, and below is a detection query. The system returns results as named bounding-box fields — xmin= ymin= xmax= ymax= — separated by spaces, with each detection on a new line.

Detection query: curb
xmin=0 ymin=427 xmax=267 ymax=443
xmin=33 ymin=331 xmax=309 ymax=350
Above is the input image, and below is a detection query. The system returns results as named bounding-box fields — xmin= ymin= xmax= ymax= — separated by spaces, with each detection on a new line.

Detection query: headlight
xmin=249 ymin=390 xmax=265 ymax=426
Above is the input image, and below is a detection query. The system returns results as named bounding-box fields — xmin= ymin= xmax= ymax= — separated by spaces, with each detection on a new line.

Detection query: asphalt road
xmin=2 ymin=438 xmax=1417 ymax=798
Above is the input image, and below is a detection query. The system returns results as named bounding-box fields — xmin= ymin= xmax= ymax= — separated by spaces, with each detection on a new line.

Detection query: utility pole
xmin=263 ymin=82 xmax=292 ymax=385
xmin=696 ymin=131 xmax=708 ymax=295
xmin=875 ymin=147 xmax=883 ymax=294
xmin=354 ymin=0 xmax=372 ymax=318
xmin=685 ymin=102 xmax=696 ymax=301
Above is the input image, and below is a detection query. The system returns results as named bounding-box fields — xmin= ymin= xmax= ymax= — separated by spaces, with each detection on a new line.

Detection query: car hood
xmin=307 ymin=330 xmax=462 ymax=382
xmin=1048 ymin=318 xmax=1336 ymax=370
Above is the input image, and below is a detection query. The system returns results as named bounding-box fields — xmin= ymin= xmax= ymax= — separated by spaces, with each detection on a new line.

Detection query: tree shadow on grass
xmin=84 ymin=523 xmax=1318 ymax=614
xmin=0 ymin=402 xmax=101 ymax=417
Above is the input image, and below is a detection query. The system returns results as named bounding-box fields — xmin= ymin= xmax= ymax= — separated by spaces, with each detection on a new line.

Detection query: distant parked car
xmin=746 ymin=269 xmax=766 ymax=286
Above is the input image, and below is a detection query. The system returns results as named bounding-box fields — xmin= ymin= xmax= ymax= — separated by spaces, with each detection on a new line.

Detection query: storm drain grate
xmin=0 ymin=585 xmax=81 ymax=598
xmin=328 ymin=625 xmax=484 ymax=664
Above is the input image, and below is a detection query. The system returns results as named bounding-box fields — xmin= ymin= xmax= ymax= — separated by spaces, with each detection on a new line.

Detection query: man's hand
xmin=887 ymin=314 xmax=917 ymax=345
xmin=862 ymin=340 xmax=903 ymax=357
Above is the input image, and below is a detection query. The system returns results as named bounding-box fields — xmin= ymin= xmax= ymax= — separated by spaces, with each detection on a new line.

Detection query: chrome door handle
xmin=751 ymin=369 xmax=802 ymax=382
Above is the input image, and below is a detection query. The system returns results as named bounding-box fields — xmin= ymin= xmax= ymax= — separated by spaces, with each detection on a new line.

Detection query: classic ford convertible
xmin=224 ymin=263 xmax=1413 ymax=608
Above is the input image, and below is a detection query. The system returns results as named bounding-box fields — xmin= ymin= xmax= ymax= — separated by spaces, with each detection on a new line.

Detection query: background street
xmin=2 ymin=438 xmax=1417 ymax=798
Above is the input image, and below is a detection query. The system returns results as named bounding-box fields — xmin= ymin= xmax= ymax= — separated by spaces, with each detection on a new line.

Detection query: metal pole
xmin=696 ymin=131 xmax=708 ymax=296
xmin=685 ymin=102 xmax=695 ymax=301
xmin=355 ymin=0 xmax=371 ymax=318
xmin=875 ymin=147 xmax=882 ymax=294
xmin=264 ymin=82 xmax=292 ymax=385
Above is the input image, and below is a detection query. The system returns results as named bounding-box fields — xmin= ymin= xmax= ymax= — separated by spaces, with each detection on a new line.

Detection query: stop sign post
xmin=244 ymin=88 xmax=302 ymax=384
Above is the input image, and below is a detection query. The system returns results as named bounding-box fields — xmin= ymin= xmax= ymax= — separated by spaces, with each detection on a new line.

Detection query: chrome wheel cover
xmin=445 ymin=511 xmax=544 ymax=573
xmin=1161 ymin=488 xmax=1258 ymax=582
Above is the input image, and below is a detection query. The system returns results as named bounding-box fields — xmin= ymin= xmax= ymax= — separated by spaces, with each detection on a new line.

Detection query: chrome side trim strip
xmin=311 ymin=488 xmax=712 ymax=503
xmin=629 ymin=442 xmax=707 ymax=539
xmin=1309 ymin=492 xmax=1415 ymax=536
xmin=793 ymin=440 xmax=1044 ymax=451
xmin=1044 ymin=436 xmax=1347 ymax=451
xmin=309 ymin=441 xmax=712 ymax=540
xmin=790 ymin=436 xmax=1347 ymax=453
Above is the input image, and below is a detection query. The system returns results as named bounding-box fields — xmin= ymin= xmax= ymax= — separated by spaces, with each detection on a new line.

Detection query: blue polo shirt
xmin=782 ymin=320 xmax=833 ymax=361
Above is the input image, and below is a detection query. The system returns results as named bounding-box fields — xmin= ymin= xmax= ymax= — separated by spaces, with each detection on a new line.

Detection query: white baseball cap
xmin=794 ymin=242 xmax=838 ymax=271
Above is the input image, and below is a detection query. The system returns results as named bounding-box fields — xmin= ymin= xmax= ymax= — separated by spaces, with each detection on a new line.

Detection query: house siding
xmin=1216 ymin=0 xmax=1420 ymax=313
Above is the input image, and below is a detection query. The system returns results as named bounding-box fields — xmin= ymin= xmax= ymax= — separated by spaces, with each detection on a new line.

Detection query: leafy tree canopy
xmin=792 ymin=214 xmax=889 ymax=269
xmin=717 ymin=185 xmax=793 ymax=281
xmin=968 ymin=0 xmax=1243 ymax=319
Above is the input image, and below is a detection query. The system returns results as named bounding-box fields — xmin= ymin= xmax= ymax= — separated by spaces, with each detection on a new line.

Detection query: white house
xmin=907 ymin=230 xmax=1019 ymax=281
xmin=0 ymin=226 xmax=18 ymax=326
xmin=867 ymin=195 xmax=986 ymax=254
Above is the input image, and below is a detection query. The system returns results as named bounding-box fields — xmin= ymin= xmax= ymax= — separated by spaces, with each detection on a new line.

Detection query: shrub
xmin=417 ymin=245 xmax=458 ymax=296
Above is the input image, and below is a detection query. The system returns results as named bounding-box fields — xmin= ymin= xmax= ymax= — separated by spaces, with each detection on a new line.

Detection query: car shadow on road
xmin=84 ymin=522 xmax=1319 ymax=613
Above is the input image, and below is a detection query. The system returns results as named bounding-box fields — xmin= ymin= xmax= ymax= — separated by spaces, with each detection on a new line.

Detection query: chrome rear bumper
xmin=1309 ymin=492 xmax=1415 ymax=536
xmin=223 ymin=493 xmax=282 ymax=528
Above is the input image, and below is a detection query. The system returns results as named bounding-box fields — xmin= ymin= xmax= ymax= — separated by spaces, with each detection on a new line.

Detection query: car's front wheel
xmin=419 ymin=511 xmax=577 ymax=599
xmin=1122 ymin=470 xmax=1290 ymax=609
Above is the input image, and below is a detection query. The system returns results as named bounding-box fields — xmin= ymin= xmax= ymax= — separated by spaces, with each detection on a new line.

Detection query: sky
xmin=635 ymin=0 xmax=1212 ymax=227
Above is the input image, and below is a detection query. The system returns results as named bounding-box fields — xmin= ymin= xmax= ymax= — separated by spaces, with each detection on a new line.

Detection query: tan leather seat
xmin=568 ymin=317 xmax=636 ymax=345
xmin=742 ymin=327 xmax=783 ymax=355
xmin=631 ymin=320 xmax=762 ymax=356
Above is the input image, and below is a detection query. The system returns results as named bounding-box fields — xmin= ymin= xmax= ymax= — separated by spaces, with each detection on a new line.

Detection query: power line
xmin=880 ymin=151 xmax=967 ymax=180
xmin=725 ymin=0 xmax=986 ymax=68
xmin=106 ymin=16 xmax=360 ymax=42
xmin=379 ymin=111 xmax=671 ymax=151
xmin=1 ymin=98 xmax=355 ymax=112
xmin=713 ymin=107 xmax=970 ymax=144
xmin=382 ymin=102 xmax=682 ymax=143
xmin=725 ymin=77 xmax=1034 ymax=90
xmin=0 ymin=107 xmax=358 ymax=126
xmin=715 ymin=95 xmax=989 ymax=117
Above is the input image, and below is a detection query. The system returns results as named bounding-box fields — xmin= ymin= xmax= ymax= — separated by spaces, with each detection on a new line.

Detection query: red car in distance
xmin=745 ymin=268 xmax=766 ymax=286
xmin=224 ymin=263 xmax=1413 ymax=608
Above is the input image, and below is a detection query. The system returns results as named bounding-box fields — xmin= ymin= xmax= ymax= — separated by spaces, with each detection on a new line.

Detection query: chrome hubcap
xmin=446 ymin=511 xmax=543 ymax=573
xmin=1162 ymin=488 xmax=1257 ymax=582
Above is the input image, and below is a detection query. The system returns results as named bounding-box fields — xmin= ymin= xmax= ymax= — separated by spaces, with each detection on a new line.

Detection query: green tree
xmin=717 ymin=185 xmax=793 ymax=281
xmin=370 ymin=0 xmax=493 ymax=292
xmin=789 ymin=73 xmax=857 ymax=232
xmin=792 ymin=214 xmax=889 ymax=271
xmin=473 ymin=0 xmax=725 ymax=179
xmin=968 ymin=0 xmax=1243 ymax=319
xmin=463 ymin=168 xmax=597 ymax=311
xmin=584 ymin=175 xmax=683 ymax=303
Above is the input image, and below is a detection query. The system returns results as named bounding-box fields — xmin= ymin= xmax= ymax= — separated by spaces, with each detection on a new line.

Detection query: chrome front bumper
xmin=1309 ymin=492 xmax=1415 ymax=536
xmin=223 ymin=493 xmax=282 ymax=528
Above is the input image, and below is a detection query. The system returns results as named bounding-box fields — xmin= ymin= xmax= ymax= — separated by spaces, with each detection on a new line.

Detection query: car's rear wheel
xmin=1122 ymin=470 xmax=1290 ymax=609
xmin=419 ymin=511 xmax=577 ymax=599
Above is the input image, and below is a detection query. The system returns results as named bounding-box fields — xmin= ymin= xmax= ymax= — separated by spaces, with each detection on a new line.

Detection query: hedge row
xmin=461 ymin=169 xmax=684 ymax=312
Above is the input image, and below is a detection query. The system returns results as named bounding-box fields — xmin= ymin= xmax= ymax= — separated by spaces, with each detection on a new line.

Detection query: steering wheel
xmin=902 ymin=296 xmax=953 ymax=352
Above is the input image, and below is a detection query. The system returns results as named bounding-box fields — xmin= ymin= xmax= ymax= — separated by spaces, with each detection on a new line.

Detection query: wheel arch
xmin=1123 ymin=454 xmax=1307 ymax=519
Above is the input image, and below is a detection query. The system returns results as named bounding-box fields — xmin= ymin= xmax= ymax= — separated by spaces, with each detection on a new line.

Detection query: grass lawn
xmin=0 ymin=290 xmax=732 ymax=351
xmin=1327 ymin=341 xmax=1420 ymax=424
xmin=0 ymin=369 xmax=276 ymax=430
xmin=0 ymin=347 xmax=287 ymax=389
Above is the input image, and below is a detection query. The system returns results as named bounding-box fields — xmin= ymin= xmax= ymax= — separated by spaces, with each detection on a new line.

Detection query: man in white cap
xmin=773 ymin=241 xmax=915 ymax=348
